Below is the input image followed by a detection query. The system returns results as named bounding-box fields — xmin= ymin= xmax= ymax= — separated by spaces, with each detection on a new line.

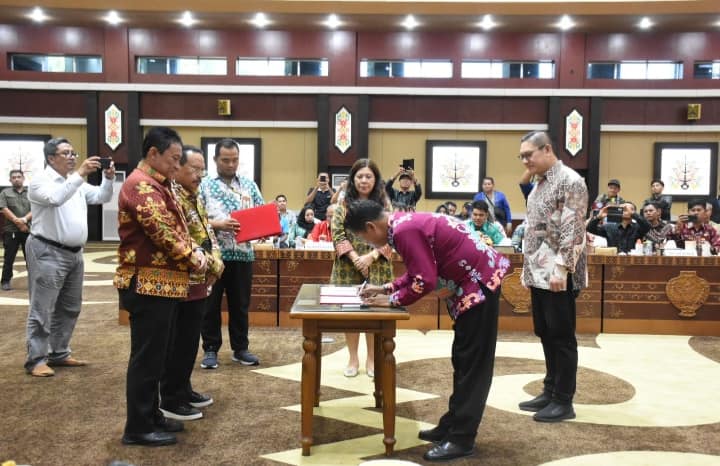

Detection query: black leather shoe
xmin=423 ymin=441 xmax=474 ymax=462
xmin=121 ymin=431 xmax=177 ymax=446
xmin=533 ymin=401 xmax=576 ymax=423
xmin=418 ymin=426 xmax=447 ymax=443
xmin=154 ymin=416 xmax=184 ymax=433
xmin=519 ymin=393 xmax=552 ymax=412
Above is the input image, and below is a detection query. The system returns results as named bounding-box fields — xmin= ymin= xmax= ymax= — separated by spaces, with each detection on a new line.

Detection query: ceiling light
xmin=477 ymin=14 xmax=497 ymax=31
xmin=28 ymin=7 xmax=48 ymax=23
xmin=638 ymin=17 xmax=654 ymax=29
xmin=402 ymin=15 xmax=419 ymax=30
xmin=178 ymin=11 xmax=196 ymax=27
xmin=250 ymin=13 xmax=270 ymax=28
xmin=324 ymin=14 xmax=342 ymax=29
xmin=103 ymin=11 xmax=123 ymax=26
xmin=556 ymin=15 xmax=575 ymax=31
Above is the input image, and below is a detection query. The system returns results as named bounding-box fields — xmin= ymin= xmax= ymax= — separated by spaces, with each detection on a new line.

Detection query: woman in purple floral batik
xmin=345 ymin=199 xmax=510 ymax=463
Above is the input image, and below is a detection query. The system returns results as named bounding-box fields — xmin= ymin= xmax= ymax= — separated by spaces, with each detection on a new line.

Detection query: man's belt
xmin=32 ymin=235 xmax=82 ymax=253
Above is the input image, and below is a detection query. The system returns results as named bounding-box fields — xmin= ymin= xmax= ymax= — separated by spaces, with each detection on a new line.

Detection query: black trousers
xmin=160 ymin=297 xmax=207 ymax=409
xmin=121 ymin=284 xmax=179 ymax=434
xmin=436 ymin=285 xmax=500 ymax=449
xmin=530 ymin=277 xmax=578 ymax=403
xmin=2 ymin=231 xmax=28 ymax=284
xmin=202 ymin=261 xmax=253 ymax=352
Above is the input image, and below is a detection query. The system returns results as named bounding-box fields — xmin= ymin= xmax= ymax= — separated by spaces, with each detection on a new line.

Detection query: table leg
xmin=381 ymin=325 xmax=397 ymax=456
xmin=373 ymin=332 xmax=383 ymax=408
xmin=315 ymin=332 xmax=322 ymax=406
xmin=301 ymin=323 xmax=319 ymax=456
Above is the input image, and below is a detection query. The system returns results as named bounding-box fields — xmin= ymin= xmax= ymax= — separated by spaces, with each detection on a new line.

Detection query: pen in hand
xmin=358 ymin=280 xmax=368 ymax=296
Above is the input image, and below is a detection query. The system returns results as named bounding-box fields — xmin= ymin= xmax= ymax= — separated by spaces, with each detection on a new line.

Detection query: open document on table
xmin=319 ymin=285 xmax=363 ymax=305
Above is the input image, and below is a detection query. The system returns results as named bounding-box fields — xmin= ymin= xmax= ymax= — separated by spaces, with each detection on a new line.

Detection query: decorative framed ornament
xmin=654 ymin=142 xmax=718 ymax=201
xmin=565 ymin=109 xmax=583 ymax=157
xmin=334 ymin=106 xmax=352 ymax=154
xmin=104 ymin=104 xmax=122 ymax=151
xmin=425 ymin=140 xmax=485 ymax=199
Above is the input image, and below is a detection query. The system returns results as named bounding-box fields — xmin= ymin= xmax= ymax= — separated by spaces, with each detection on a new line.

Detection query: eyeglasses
xmin=189 ymin=167 xmax=207 ymax=177
xmin=54 ymin=150 xmax=79 ymax=159
xmin=518 ymin=144 xmax=547 ymax=161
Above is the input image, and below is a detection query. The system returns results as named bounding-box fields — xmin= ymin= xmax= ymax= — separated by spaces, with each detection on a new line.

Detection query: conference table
xmin=289 ymin=284 xmax=410 ymax=456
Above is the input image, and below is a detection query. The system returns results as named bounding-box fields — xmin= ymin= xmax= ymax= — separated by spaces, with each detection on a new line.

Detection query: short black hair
xmin=445 ymin=201 xmax=457 ymax=209
xmin=43 ymin=137 xmax=71 ymax=163
xmin=483 ymin=176 xmax=495 ymax=184
xmin=688 ymin=199 xmax=706 ymax=210
xmin=181 ymin=144 xmax=203 ymax=165
xmin=651 ymin=179 xmax=665 ymax=187
xmin=214 ymin=138 xmax=239 ymax=159
xmin=344 ymin=199 xmax=385 ymax=232
xmin=142 ymin=127 xmax=182 ymax=159
xmin=275 ymin=194 xmax=287 ymax=201
xmin=9 ymin=169 xmax=23 ymax=177
xmin=472 ymin=199 xmax=490 ymax=213
xmin=643 ymin=201 xmax=661 ymax=212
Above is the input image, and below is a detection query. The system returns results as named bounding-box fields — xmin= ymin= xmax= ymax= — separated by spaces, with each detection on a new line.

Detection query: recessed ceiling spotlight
xmin=178 ymin=11 xmax=196 ymax=27
xmin=402 ymin=15 xmax=419 ymax=30
xmin=103 ymin=11 xmax=123 ymax=26
xmin=556 ymin=15 xmax=575 ymax=31
xmin=250 ymin=12 xmax=270 ymax=28
xmin=477 ymin=14 xmax=497 ymax=31
xmin=28 ymin=7 xmax=48 ymax=23
xmin=324 ymin=14 xmax=342 ymax=29
xmin=638 ymin=17 xmax=654 ymax=29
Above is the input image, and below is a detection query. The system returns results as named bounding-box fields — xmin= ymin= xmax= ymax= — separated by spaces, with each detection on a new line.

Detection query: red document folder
xmin=230 ymin=204 xmax=282 ymax=243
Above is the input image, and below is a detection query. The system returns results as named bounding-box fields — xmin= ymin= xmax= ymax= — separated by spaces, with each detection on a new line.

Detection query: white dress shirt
xmin=29 ymin=165 xmax=114 ymax=247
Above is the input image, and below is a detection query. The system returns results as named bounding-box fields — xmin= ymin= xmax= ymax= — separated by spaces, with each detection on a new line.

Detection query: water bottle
xmin=643 ymin=240 xmax=653 ymax=256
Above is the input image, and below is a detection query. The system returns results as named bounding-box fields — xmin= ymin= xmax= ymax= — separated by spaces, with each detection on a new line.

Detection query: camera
xmin=319 ymin=175 xmax=328 ymax=182
xmin=100 ymin=158 xmax=112 ymax=170
xmin=687 ymin=214 xmax=699 ymax=223
xmin=402 ymin=158 xmax=415 ymax=171
xmin=606 ymin=206 xmax=624 ymax=223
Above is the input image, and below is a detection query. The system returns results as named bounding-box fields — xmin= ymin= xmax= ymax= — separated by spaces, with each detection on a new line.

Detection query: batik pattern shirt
xmin=385 ymin=212 xmax=510 ymax=320
xmin=669 ymin=222 xmax=720 ymax=253
xmin=523 ymin=161 xmax=588 ymax=291
xmin=114 ymin=161 xmax=201 ymax=298
xmin=173 ymin=182 xmax=224 ymax=299
xmin=465 ymin=219 xmax=504 ymax=245
xmin=200 ymin=175 xmax=264 ymax=262
xmin=643 ymin=220 xmax=674 ymax=245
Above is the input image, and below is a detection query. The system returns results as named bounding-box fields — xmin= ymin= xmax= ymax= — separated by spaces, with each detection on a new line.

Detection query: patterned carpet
xmin=1 ymin=244 xmax=719 ymax=466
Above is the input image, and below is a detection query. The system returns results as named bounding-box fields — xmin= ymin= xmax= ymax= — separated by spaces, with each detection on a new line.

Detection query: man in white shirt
xmin=24 ymin=137 xmax=115 ymax=377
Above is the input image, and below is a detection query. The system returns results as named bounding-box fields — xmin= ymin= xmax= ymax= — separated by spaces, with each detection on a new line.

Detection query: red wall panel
xmin=0 ymin=90 xmax=86 ymax=117
xmin=140 ymin=93 xmax=316 ymax=121
xmin=604 ymin=99 xmax=720 ymax=125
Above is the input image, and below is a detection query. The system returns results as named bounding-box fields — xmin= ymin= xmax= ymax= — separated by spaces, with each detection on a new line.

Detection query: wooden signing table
xmin=289 ymin=284 xmax=410 ymax=456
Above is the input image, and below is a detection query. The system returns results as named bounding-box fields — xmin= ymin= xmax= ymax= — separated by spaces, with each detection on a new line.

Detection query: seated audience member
xmin=473 ymin=177 xmax=512 ymax=234
xmin=586 ymin=202 xmax=650 ymax=253
xmin=511 ymin=219 xmax=527 ymax=252
xmin=591 ymin=179 xmax=625 ymax=215
xmin=310 ymin=204 xmax=336 ymax=241
xmin=445 ymin=201 xmax=458 ymax=217
xmin=466 ymin=200 xmax=504 ymax=245
xmin=706 ymin=202 xmax=720 ymax=234
xmin=274 ymin=194 xmax=295 ymax=248
xmin=385 ymin=166 xmax=422 ymax=210
xmin=435 ymin=204 xmax=449 ymax=215
xmin=669 ymin=200 xmax=720 ymax=253
xmin=642 ymin=201 xmax=674 ymax=245
xmin=305 ymin=172 xmax=335 ymax=221
xmin=643 ymin=179 xmax=672 ymax=222
xmin=288 ymin=205 xmax=316 ymax=248
xmin=457 ymin=201 xmax=472 ymax=221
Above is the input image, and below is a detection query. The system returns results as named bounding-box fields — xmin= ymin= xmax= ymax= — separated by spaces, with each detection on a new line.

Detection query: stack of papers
xmin=319 ymin=286 xmax=363 ymax=305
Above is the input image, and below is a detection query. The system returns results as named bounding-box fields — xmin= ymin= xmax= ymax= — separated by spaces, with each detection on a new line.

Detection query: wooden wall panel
xmin=0 ymin=90 xmax=87 ymax=117
xmin=603 ymin=99 xmax=720 ymax=125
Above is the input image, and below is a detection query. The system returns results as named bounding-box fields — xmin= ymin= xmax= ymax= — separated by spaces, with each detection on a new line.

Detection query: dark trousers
xmin=121 ymin=284 xmax=179 ymax=434
xmin=2 ymin=231 xmax=28 ymax=284
xmin=202 ymin=261 xmax=253 ymax=353
xmin=436 ymin=286 xmax=500 ymax=449
xmin=160 ymin=297 xmax=207 ymax=409
xmin=530 ymin=277 xmax=578 ymax=404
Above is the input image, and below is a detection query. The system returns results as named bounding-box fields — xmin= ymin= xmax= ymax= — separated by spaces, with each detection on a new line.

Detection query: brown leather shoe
xmin=48 ymin=356 xmax=87 ymax=367
xmin=30 ymin=363 xmax=55 ymax=377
